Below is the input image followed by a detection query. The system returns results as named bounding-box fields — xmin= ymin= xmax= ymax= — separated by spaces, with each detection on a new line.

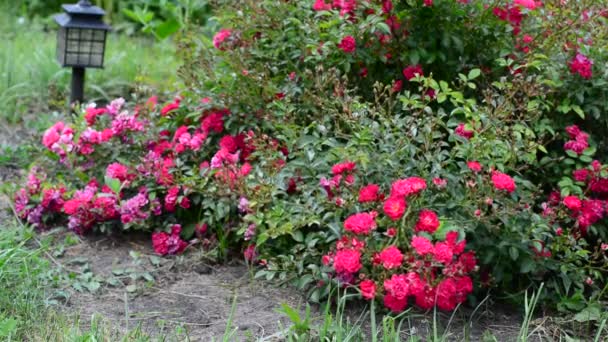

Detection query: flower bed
xmin=14 ymin=0 xmax=608 ymax=317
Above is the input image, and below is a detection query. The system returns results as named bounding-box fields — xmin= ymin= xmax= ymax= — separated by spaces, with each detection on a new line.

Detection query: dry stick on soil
xmin=6 ymin=197 xmax=85 ymax=275
xmin=151 ymin=287 xmax=211 ymax=301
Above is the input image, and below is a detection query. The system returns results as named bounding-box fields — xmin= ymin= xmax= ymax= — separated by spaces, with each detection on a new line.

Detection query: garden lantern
xmin=54 ymin=0 xmax=111 ymax=104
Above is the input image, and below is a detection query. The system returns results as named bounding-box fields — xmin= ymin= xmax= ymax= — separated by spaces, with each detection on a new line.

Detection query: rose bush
xmin=14 ymin=0 xmax=608 ymax=316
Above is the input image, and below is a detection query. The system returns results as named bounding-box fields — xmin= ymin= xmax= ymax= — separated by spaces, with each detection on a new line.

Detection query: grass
xmin=0 ymin=220 xmax=195 ymax=341
xmin=271 ymin=284 xmax=608 ymax=342
xmin=0 ymin=8 xmax=181 ymax=125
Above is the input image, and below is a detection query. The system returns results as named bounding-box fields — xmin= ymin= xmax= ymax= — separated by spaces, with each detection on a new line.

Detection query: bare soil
xmin=46 ymin=231 xmax=530 ymax=341
xmin=54 ymin=232 xmax=304 ymax=341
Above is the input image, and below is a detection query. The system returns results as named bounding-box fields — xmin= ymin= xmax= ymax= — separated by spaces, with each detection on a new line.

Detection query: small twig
xmin=150 ymin=287 xmax=210 ymax=301
xmin=161 ymin=319 xmax=215 ymax=327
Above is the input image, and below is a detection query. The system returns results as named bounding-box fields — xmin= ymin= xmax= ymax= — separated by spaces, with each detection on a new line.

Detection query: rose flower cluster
xmin=542 ymin=126 xmax=608 ymax=236
xmin=321 ymin=163 xmax=477 ymax=312
xmin=15 ymin=97 xmax=277 ymax=257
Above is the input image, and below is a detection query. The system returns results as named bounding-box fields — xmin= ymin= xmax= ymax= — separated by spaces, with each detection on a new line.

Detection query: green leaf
xmin=467 ymin=68 xmax=481 ymax=80
xmin=0 ymin=318 xmax=18 ymax=338
xmin=519 ymin=258 xmax=536 ymax=273
xmin=583 ymin=146 xmax=596 ymax=156
xmin=278 ymin=303 xmax=302 ymax=324
xmin=254 ymin=270 xmax=267 ymax=279
xmin=181 ymin=223 xmax=196 ymax=239
xmin=297 ymin=274 xmax=314 ymax=289
xmin=149 ymin=256 xmax=162 ymax=266
xmin=410 ymin=50 xmax=420 ymax=65
xmin=126 ymin=285 xmax=137 ymax=293
xmin=85 ymin=281 xmax=101 ymax=293
xmin=309 ymin=288 xmax=320 ymax=303
xmin=573 ymin=305 xmax=601 ymax=322
xmin=291 ymin=230 xmax=304 ymax=243
xmin=104 ymin=175 xmax=121 ymax=194
xmin=509 ymin=246 xmax=519 ymax=261
xmin=571 ymin=105 xmax=585 ymax=119
xmin=256 ymin=232 xmax=269 ymax=246
xmin=154 ymin=19 xmax=181 ymax=40
xmin=122 ymin=8 xmax=139 ymax=22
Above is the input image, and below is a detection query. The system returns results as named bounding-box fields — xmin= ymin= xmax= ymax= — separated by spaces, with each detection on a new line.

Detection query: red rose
xmin=322 ymin=254 xmax=332 ymax=266
xmin=219 ymin=135 xmax=238 ymax=153
xmin=213 ymin=28 xmax=232 ymax=50
xmin=180 ymin=196 xmax=191 ymax=209
xmin=432 ymin=177 xmax=447 ymax=188
xmin=378 ymin=245 xmax=403 ymax=269
xmin=338 ymin=36 xmax=356 ymax=53
xmin=491 ymin=171 xmax=516 ymax=193
xmin=358 ymin=184 xmax=380 ymax=203
xmin=436 ymin=278 xmax=458 ymax=311
xmin=563 ymin=196 xmax=582 ymax=211
xmin=332 ymin=161 xmax=356 ymax=175
xmin=344 ymin=212 xmax=377 ymax=235
xmin=390 ymin=177 xmax=427 ymax=197
xmin=411 ymin=236 xmax=434 ymax=255
xmin=152 ymin=232 xmax=169 ymax=256
xmin=467 ymin=161 xmax=482 ymax=173
xmin=384 ymin=196 xmax=407 ymax=221
xmin=384 ymin=274 xmax=410 ymax=300
xmin=63 ymin=199 xmax=82 ymax=215
xmin=415 ymin=209 xmax=440 ymax=233
xmin=359 ymin=280 xmax=376 ymax=300
xmin=455 ymin=123 xmax=474 ymax=139
xmin=414 ymin=283 xmax=436 ymax=310
xmin=458 ymin=251 xmax=477 ymax=273
xmin=344 ymin=174 xmax=355 ymax=185
xmin=392 ymin=80 xmax=403 ymax=93
xmin=333 ymin=249 xmax=362 ymax=274
xmin=453 ymin=276 xmax=473 ymax=303
xmin=384 ymin=294 xmax=408 ymax=312
xmin=403 ymin=64 xmax=423 ymax=80
xmin=432 ymin=242 xmax=454 ymax=264
xmin=313 ymin=0 xmax=332 ymax=11
xmin=161 ymin=101 xmax=180 ymax=116
xmin=164 ymin=186 xmax=180 ymax=212
xmin=573 ymin=169 xmax=589 ymax=182
xmin=569 ymin=53 xmax=593 ymax=79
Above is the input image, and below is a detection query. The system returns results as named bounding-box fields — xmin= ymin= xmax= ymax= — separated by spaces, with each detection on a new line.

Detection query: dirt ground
xmin=55 ymin=232 xmax=305 ymax=341
xmin=37 ymin=230 xmax=531 ymax=341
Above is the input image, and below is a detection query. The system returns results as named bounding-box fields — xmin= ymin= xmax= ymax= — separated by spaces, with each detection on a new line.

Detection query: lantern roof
xmin=54 ymin=1 xmax=111 ymax=30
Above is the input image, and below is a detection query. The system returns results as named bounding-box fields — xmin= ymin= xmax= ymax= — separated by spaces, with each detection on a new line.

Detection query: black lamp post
xmin=54 ymin=0 xmax=111 ymax=105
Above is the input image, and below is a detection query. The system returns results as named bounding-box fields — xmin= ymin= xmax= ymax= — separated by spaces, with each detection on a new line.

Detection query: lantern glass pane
xmin=93 ymin=30 xmax=105 ymax=41
xmin=78 ymin=54 xmax=90 ymax=65
xmin=68 ymin=29 xmax=79 ymax=39
xmin=80 ymin=41 xmax=92 ymax=53
xmin=56 ymin=28 xmax=66 ymax=65
xmin=66 ymin=53 xmax=78 ymax=65
xmin=68 ymin=41 xmax=80 ymax=53
xmin=80 ymin=29 xmax=93 ymax=41
xmin=92 ymin=42 xmax=104 ymax=54
xmin=90 ymin=54 xmax=103 ymax=67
